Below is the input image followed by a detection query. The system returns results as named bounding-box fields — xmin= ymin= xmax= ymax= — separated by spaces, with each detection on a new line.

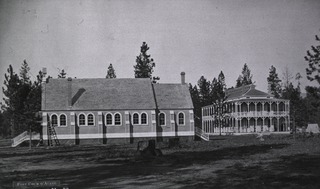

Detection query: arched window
xmin=133 ymin=113 xmax=139 ymax=124
xmin=79 ymin=114 xmax=86 ymax=126
xmin=114 ymin=113 xmax=121 ymax=125
xmin=141 ymin=113 xmax=147 ymax=124
xmin=106 ymin=113 xmax=113 ymax=125
xmin=159 ymin=113 xmax=165 ymax=126
xmin=59 ymin=114 xmax=66 ymax=126
xmin=51 ymin=114 xmax=58 ymax=126
xmin=87 ymin=114 xmax=94 ymax=126
xmin=178 ymin=112 xmax=185 ymax=125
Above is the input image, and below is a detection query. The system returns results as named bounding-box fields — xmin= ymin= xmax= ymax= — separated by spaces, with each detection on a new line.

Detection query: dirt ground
xmin=1 ymin=134 xmax=320 ymax=189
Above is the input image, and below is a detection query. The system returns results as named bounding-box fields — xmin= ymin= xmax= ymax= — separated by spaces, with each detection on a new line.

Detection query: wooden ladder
xmin=47 ymin=123 xmax=60 ymax=146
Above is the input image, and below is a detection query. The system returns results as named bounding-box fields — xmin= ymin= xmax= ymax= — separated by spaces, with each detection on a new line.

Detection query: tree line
xmin=1 ymin=34 xmax=319 ymax=138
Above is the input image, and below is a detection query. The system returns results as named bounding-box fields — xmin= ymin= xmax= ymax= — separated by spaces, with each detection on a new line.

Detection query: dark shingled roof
xmin=226 ymin=84 xmax=273 ymax=101
xmin=44 ymin=78 xmax=157 ymax=110
xmin=43 ymin=78 xmax=193 ymax=111
xmin=153 ymin=84 xmax=194 ymax=109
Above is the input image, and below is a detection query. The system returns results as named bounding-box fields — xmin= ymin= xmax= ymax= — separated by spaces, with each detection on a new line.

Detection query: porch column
xmin=255 ymin=118 xmax=258 ymax=132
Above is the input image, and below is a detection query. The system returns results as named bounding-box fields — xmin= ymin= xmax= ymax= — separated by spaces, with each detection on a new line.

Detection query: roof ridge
xmin=242 ymin=84 xmax=254 ymax=96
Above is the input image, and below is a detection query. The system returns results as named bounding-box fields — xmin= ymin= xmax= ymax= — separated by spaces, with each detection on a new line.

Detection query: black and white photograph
xmin=0 ymin=0 xmax=320 ymax=188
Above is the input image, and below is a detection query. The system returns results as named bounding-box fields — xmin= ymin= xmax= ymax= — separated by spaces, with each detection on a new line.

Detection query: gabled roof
xmin=44 ymin=78 xmax=157 ymax=110
xmin=226 ymin=84 xmax=273 ymax=101
xmin=153 ymin=84 xmax=194 ymax=109
xmin=43 ymin=78 xmax=193 ymax=111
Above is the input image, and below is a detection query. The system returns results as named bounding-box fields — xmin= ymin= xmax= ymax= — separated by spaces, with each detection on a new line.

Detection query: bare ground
xmin=1 ymin=134 xmax=320 ymax=189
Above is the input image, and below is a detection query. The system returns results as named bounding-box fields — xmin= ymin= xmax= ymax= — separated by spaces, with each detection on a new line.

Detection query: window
xmin=51 ymin=114 xmax=58 ymax=126
xmin=141 ymin=113 xmax=147 ymax=124
xmin=178 ymin=112 xmax=185 ymax=125
xmin=59 ymin=114 xmax=66 ymax=126
xmin=159 ymin=113 xmax=165 ymax=126
xmin=114 ymin=113 xmax=121 ymax=125
xmin=87 ymin=114 xmax=94 ymax=126
xmin=79 ymin=114 xmax=86 ymax=126
xmin=133 ymin=113 xmax=139 ymax=124
xmin=106 ymin=113 xmax=113 ymax=125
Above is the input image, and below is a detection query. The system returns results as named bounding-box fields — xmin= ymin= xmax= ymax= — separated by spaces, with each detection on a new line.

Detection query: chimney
xmin=181 ymin=72 xmax=185 ymax=85
xmin=42 ymin=67 xmax=47 ymax=82
xmin=67 ymin=77 xmax=72 ymax=108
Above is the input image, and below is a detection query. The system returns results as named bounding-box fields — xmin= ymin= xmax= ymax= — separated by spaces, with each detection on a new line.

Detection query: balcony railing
xmin=232 ymin=111 xmax=289 ymax=117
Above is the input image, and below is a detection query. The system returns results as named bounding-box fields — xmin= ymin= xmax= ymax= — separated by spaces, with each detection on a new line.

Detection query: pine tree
xmin=267 ymin=65 xmax=282 ymax=98
xmin=241 ymin=63 xmax=253 ymax=86
xmin=197 ymin=76 xmax=211 ymax=106
xmin=236 ymin=63 xmax=253 ymax=87
xmin=2 ymin=65 xmax=22 ymax=136
xmin=58 ymin=69 xmax=67 ymax=78
xmin=236 ymin=75 xmax=242 ymax=88
xmin=305 ymin=34 xmax=320 ymax=84
xmin=2 ymin=62 xmax=41 ymax=137
xmin=134 ymin=42 xmax=159 ymax=82
xmin=20 ymin=60 xmax=31 ymax=84
xmin=106 ymin=63 xmax=117 ymax=78
xmin=189 ymin=84 xmax=201 ymax=127
xmin=282 ymin=83 xmax=306 ymax=127
xmin=218 ymin=71 xmax=226 ymax=90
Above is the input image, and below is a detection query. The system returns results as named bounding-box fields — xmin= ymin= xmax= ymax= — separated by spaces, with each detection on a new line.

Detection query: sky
xmin=1 ymin=0 xmax=320 ymax=102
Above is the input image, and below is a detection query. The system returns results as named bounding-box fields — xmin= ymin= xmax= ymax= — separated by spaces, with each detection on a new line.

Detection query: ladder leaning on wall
xmin=47 ymin=121 xmax=60 ymax=146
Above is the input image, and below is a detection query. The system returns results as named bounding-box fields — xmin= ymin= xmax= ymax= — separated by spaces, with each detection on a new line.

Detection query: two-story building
xmin=202 ymin=84 xmax=290 ymax=134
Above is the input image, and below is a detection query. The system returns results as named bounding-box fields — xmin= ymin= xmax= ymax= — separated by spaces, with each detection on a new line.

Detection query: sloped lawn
xmin=0 ymin=134 xmax=320 ymax=189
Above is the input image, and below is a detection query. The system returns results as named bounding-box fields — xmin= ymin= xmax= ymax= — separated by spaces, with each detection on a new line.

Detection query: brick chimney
xmin=67 ymin=77 xmax=72 ymax=108
xmin=181 ymin=72 xmax=185 ymax=85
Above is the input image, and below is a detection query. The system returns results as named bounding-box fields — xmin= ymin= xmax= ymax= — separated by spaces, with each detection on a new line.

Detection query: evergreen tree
xmin=134 ymin=42 xmax=159 ymax=82
xmin=58 ymin=69 xmax=67 ymax=78
xmin=305 ymin=34 xmax=320 ymax=84
xmin=2 ymin=65 xmax=23 ymax=136
xmin=20 ymin=60 xmax=31 ymax=84
xmin=2 ymin=62 xmax=42 ymax=137
xmin=189 ymin=84 xmax=201 ymax=127
xmin=197 ymin=76 xmax=211 ymax=106
xmin=236 ymin=75 xmax=242 ymax=88
xmin=267 ymin=65 xmax=282 ymax=98
xmin=218 ymin=71 xmax=226 ymax=90
xmin=304 ymin=86 xmax=320 ymax=125
xmin=282 ymin=83 xmax=306 ymax=127
xmin=106 ymin=63 xmax=117 ymax=78
xmin=236 ymin=63 xmax=253 ymax=87
xmin=210 ymin=78 xmax=219 ymax=102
